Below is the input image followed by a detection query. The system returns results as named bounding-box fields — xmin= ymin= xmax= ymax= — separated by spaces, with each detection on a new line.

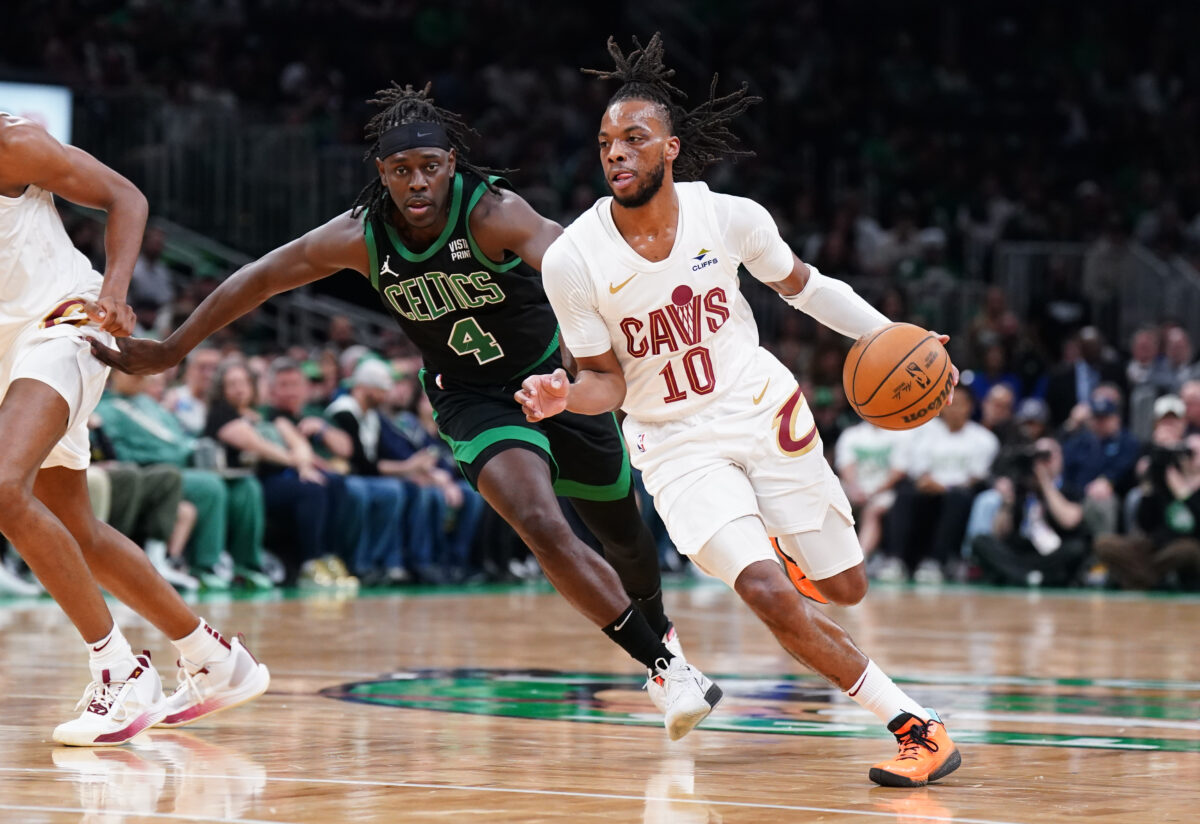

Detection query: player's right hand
xmin=515 ymin=368 xmax=570 ymax=422
xmin=83 ymin=297 xmax=136 ymax=337
xmin=88 ymin=335 xmax=178 ymax=375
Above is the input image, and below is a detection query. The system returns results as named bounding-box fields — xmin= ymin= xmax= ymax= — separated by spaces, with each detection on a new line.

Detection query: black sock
xmin=631 ymin=588 xmax=669 ymax=637
xmin=602 ymin=604 xmax=673 ymax=670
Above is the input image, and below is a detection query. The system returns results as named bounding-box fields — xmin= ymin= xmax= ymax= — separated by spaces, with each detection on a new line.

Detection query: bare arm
xmin=275 ymin=417 xmax=316 ymax=466
xmin=1036 ymin=475 xmax=1084 ymax=531
xmin=1 ymin=118 xmax=147 ymax=334
xmin=216 ymin=418 xmax=297 ymax=467
xmin=468 ymin=187 xmax=563 ymax=271
xmin=770 ymin=254 xmax=959 ymax=396
xmin=92 ymin=212 xmax=370 ymax=373
xmin=378 ymin=449 xmax=439 ymax=479
xmin=303 ymin=416 xmax=353 ymax=458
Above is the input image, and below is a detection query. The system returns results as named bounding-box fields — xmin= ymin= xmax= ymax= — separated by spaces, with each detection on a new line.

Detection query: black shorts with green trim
xmin=418 ymin=370 xmax=631 ymax=502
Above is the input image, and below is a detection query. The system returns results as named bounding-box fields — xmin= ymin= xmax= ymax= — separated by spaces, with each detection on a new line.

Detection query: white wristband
xmin=782 ymin=265 xmax=890 ymax=340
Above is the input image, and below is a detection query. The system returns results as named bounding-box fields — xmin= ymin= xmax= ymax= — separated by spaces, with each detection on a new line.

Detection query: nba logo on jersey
xmin=636 ymin=433 xmax=647 ymax=453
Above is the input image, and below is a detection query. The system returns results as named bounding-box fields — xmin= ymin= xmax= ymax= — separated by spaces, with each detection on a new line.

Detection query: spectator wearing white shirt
xmin=163 ymin=347 xmax=221 ymax=436
xmin=835 ymin=422 xmax=909 ymax=557
xmin=881 ymin=387 xmax=1000 ymax=583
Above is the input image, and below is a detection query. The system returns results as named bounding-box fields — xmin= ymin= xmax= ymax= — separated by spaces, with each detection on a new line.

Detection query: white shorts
xmin=692 ymin=506 xmax=862 ymax=589
xmin=0 ymin=322 xmax=112 ymax=470
xmin=626 ymin=349 xmax=854 ymax=559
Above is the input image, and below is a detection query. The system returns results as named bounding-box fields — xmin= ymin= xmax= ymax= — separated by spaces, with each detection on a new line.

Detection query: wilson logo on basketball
xmin=901 ymin=373 xmax=955 ymax=425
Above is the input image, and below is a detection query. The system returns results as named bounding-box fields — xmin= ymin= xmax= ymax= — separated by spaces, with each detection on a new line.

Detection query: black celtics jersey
xmin=363 ymin=170 xmax=559 ymax=385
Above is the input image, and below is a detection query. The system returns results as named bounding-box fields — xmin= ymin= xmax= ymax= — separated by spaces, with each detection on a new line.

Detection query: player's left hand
xmin=83 ymin=296 xmax=136 ymax=337
xmin=932 ymin=332 xmax=959 ymax=406
xmin=515 ymin=368 xmax=570 ymax=422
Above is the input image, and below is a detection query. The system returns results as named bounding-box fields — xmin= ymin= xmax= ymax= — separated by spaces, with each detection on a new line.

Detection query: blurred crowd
xmin=4 ymin=223 xmax=1200 ymax=598
xmin=4 ymin=1 xmax=1200 ymax=596
xmin=829 ymin=318 xmax=1200 ymax=592
xmin=5 ymin=1 xmax=1200 ymax=270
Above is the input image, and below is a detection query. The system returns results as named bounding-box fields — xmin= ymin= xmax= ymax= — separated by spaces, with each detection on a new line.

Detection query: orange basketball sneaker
xmin=771 ymin=539 xmax=830 ymax=604
xmin=869 ymin=709 xmax=962 ymax=787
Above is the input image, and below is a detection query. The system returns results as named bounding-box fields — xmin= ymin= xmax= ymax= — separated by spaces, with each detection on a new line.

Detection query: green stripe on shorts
xmin=441 ymin=424 xmax=553 ymax=466
xmin=553 ymin=420 xmax=632 ymax=502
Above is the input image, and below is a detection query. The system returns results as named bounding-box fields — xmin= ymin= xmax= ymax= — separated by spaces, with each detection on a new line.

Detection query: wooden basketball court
xmin=1 ymin=580 xmax=1197 ymax=822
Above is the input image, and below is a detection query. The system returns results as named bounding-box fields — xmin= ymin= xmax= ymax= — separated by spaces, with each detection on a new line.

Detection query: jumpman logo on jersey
xmin=380 ymin=255 xmax=398 ymax=279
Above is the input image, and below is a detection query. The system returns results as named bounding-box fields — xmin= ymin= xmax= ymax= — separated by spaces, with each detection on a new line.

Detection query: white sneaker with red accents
xmin=648 ymin=656 xmax=722 ymax=741
xmin=646 ymin=623 xmax=686 ymax=713
xmin=156 ymin=635 xmax=270 ymax=728
xmin=53 ymin=653 xmax=166 ymax=747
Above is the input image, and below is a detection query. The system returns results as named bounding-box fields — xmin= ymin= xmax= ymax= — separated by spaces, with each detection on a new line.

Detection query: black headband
xmin=377 ymin=121 xmax=451 ymax=157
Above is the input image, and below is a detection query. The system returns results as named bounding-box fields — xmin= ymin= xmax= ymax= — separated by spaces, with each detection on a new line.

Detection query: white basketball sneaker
xmin=648 ymin=656 xmax=723 ymax=741
xmin=156 ymin=635 xmax=270 ymax=728
xmin=54 ymin=653 xmax=166 ymax=747
xmin=646 ymin=623 xmax=686 ymax=713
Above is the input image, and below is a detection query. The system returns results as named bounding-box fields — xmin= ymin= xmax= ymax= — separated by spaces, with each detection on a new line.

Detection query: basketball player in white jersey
xmin=0 ymin=113 xmax=268 ymax=746
xmin=516 ymin=36 xmax=962 ymax=787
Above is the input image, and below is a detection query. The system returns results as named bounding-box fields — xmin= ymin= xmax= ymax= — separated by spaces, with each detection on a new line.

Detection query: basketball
xmin=842 ymin=323 xmax=953 ymax=430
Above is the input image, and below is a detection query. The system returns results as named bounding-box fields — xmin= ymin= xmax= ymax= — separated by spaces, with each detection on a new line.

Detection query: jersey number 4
xmin=448 ymin=316 xmax=504 ymax=365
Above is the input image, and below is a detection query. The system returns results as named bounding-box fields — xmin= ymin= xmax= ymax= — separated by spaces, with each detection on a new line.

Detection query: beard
xmin=611 ymin=156 xmax=666 ymax=208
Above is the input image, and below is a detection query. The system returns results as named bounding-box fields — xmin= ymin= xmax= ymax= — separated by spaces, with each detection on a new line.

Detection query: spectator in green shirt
xmin=96 ymin=369 xmax=271 ymax=590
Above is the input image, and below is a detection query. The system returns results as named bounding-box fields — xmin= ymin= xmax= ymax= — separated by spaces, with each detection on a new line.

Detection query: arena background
xmin=1 ymin=3 xmax=1198 ymax=823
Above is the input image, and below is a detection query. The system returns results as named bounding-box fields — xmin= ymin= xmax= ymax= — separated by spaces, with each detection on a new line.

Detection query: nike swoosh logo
xmin=613 ymin=610 xmax=634 ymax=631
xmin=92 ymin=638 xmax=111 ymax=653
xmin=608 ymin=273 xmax=638 ymax=294
xmin=753 ymin=379 xmax=771 ymax=405
xmin=416 ymin=131 xmax=433 ymax=138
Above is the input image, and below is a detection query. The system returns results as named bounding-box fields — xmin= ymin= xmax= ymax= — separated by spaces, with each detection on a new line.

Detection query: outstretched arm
xmin=515 ymin=349 xmax=627 ymax=422
xmin=767 ymin=257 xmax=892 ymax=339
xmin=769 ymin=255 xmax=959 ymax=393
xmin=1 ymin=116 xmax=147 ymax=335
xmin=92 ymin=212 xmax=370 ymax=374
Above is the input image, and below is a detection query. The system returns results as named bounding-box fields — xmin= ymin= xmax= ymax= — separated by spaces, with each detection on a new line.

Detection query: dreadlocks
xmin=582 ymin=33 xmax=761 ymax=182
xmin=351 ymin=82 xmax=500 ymax=218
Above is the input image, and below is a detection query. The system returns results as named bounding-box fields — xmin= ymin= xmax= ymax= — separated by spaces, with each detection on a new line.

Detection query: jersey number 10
xmin=658 ymin=346 xmax=716 ymax=403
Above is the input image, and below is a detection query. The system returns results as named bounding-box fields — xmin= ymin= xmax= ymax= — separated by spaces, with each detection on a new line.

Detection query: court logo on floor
xmin=321 ymin=668 xmax=1200 ymax=753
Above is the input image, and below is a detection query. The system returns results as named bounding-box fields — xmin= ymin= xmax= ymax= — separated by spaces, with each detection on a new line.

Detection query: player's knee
xmin=71 ymin=518 xmax=103 ymax=557
xmin=816 ymin=566 xmax=868 ymax=606
xmin=0 ymin=475 xmax=33 ymax=525
xmin=514 ymin=507 xmax=573 ymax=556
xmin=733 ymin=560 xmax=792 ymax=614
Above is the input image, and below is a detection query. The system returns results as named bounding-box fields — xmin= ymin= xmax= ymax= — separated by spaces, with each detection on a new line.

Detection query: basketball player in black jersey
xmin=92 ymin=82 xmax=722 ymax=739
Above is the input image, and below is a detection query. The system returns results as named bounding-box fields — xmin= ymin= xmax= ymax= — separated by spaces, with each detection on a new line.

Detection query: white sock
xmin=172 ymin=618 xmax=232 ymax=665
xmin=845 ymin=660 xmax=930 ymax=726
xmin=87 ymin=624 xmax=135 ymax=679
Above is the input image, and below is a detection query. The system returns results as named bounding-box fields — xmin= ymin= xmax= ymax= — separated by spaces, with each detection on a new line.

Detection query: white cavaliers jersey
xmin=0 ymin=184 xmax=103 ymax=348
xmin=544 ymin=181 xmax=798 ymax=423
